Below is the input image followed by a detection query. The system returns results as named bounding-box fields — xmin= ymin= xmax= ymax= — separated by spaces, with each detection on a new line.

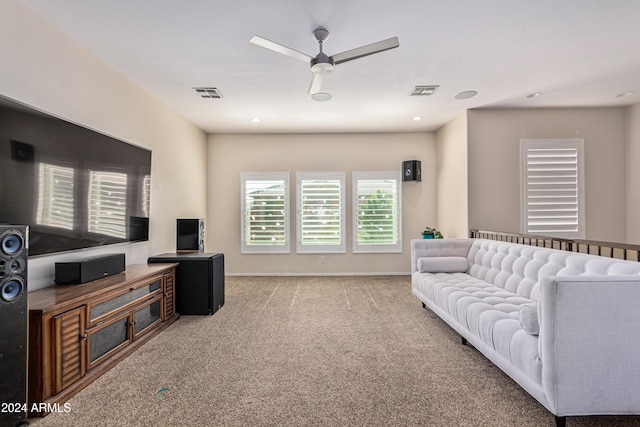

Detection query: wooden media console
xmin=27 ymin=263 xmax=179 ymax=417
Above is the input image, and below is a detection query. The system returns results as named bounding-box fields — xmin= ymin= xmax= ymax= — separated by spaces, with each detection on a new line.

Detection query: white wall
xmin=1 ymin=0 xmax=208 ymax=290
xmin=436 ymin=112 xmax=468 ymax=238
xmin=207 ymin=133 xmax=435 ymax=275
xmin=626 ymin=103 xmax=640 ymax=244
xmin=467 ymin=108 xmax=627 ymax=242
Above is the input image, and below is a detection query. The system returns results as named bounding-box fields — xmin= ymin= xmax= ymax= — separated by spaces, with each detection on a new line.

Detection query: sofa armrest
xmin=539 ymin=275 xmax=640 ymax=416
xmin=410 ymin=238 xmax=473 ymax=274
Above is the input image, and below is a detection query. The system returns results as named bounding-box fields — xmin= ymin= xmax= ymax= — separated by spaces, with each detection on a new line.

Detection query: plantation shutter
xmin=353 ymin=172 xmax=402 ymax=253
xmin=521 ymin=139 xmax=584 ymax=238
xmin=241 ymin=172 xmax=290 ymax=253
xmin=88 ymin=170 xmax=128 ymax=238
xmin=297 ymin=172 xmax=345 ymax=253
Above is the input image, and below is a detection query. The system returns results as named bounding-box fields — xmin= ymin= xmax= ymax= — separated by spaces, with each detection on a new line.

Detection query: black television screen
xmin=0 ymin=96 xmax=151 ymax=257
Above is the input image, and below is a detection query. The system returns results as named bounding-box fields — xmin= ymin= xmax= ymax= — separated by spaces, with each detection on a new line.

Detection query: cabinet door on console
xmin=53 ymin=306 xmax=87 ymax=394
xmin=133 ymin=295 xmax=163 ymax=339
xmin=163 ymin=271 xmax=176 ymax=320
xmin=86 ymin=311 xmax=131 ymax=370
xmin=88 ymin=279 xmax=162 ymax=325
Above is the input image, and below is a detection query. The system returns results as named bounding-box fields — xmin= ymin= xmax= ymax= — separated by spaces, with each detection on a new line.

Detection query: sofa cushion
xmin=417 ymin=256 xmax=468 ymax=273
xmin=519 ymin=303 xmax=540 ymax=335
xmin=412 ymin=271 xmax=542 ymax=384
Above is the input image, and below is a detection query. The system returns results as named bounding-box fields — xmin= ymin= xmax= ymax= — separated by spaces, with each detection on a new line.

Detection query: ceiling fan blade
xmin=331 ymin=36 xmax=399 ymax=65
xmin=308 ymin=72 xmax=326 ymax=95
xmin=250 ymin=35 xmax=313 ymax=63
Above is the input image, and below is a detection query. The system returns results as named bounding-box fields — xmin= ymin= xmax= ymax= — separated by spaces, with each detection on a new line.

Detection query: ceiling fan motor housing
xmin=311 ymin=53 xmax=335 ymax=73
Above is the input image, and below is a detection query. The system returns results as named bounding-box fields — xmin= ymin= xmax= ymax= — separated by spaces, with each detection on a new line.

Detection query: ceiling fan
xmin=250 ymin=27 xmax=399 ymax=101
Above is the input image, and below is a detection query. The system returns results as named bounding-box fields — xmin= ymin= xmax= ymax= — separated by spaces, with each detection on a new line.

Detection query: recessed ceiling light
xmin=311 ymin=92 xmax=332 ymax=102
xmin=412 ymin=116 xmax=423 ymax=121
xmin=526 ymin=92 xmax=542 ymax=99
xmin=617 ymin=91 xmax=635 ymax=98
xmin=250 ymin=118 xmax=261 ymax=123
xmin=454 ymin=90 xmax=478 ymax=100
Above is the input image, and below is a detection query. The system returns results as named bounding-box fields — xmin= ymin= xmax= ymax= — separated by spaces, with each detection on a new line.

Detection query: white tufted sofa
xmin=411 ymin=238 xmax=640 ymax=426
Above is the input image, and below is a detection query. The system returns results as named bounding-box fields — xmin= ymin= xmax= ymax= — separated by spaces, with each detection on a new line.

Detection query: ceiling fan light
xmin=311 ymin=53 xmax=334 ymax=74
xmin=311 ymin=92 xmax=332 ymax=102
xmin=310 ymin=61 xmax=334 ymax=74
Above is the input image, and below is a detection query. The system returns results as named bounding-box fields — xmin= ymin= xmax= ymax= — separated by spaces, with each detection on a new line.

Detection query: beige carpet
xmin=30 ymin=276 xmax=640 ymax=427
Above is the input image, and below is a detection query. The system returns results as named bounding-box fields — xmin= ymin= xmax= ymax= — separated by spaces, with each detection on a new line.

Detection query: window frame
xmin=520 ymin=138 xmax=585 ymax=239
xmin=296 ymin=171 xmax=346 ymax=254
xmin=240 ymin=171 xmax=291 ymax=254
xmin=352 ymin=171 xmax=402 ymax=253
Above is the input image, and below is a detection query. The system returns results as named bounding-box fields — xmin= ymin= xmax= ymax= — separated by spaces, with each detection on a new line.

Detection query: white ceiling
xmin=18 ymin=0 xmax=640 ymax=133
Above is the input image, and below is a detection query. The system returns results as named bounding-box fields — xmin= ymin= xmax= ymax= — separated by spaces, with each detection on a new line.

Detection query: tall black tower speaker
xmin=0 ymin=225 xmax=28 ymax=426
xmin=176 ymin=218 xmax=205 ymax=252
xmin=402 ymin=160 xmax=422 ymax=182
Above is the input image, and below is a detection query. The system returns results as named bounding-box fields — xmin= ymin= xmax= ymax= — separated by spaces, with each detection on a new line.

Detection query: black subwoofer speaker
xmin=0 ymin=225 xmax=28 ymax=426
xmin=148 ymin=252 xmax=224 ymax=315
xmin=176 ymin=218 xmax=205 ymax=252
xmin=402 ymin=160 xmax=422 ymax=182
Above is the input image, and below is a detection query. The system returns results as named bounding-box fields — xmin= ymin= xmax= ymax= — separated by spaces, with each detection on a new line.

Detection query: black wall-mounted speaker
xmin=177 ymin=218 xmax=205 ymax=253
xmin=402 ymin=160 xmax=422 ymax=182
xmin=10 ymin=139 xmax=35 ymax=163
xmin=0 ymin=225 xmax=28 ymax=426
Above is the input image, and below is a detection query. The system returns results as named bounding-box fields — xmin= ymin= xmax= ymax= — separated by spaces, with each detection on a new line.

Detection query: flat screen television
xmin=0 ymin=96 xmax=151 ymax=257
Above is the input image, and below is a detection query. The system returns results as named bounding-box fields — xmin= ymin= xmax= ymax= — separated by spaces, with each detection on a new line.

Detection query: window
xmin=296 ymin=172 xmax=345 ymax=253
xmin=520 ymin=139 xmax=585 ymax=238
xmin=88 ymin=170 xmax=128 ymax=239
xmin=241 ymin=172 xmax=290 ymax=253
xmin=352 ymin=172 xmax=402 ymax=253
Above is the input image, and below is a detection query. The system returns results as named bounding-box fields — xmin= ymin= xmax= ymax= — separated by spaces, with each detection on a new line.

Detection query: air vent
xmin=193 ymin=87 xmax=223 ymax=99
xmin=411 ymin=85 xmax=439 ymax=96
